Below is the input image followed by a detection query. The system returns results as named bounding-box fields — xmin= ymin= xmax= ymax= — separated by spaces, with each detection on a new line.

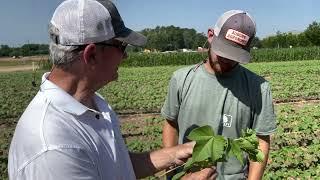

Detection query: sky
xmin=0 ymin=0 xmax=320 ymax=46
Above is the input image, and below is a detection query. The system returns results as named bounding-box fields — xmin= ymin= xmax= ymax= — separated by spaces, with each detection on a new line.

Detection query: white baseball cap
xmin=50 ymin=0 xmax=147 ymax=46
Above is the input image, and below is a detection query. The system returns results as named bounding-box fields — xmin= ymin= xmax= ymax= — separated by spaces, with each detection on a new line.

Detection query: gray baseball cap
xmin=50 ymin=0 xmax=147 ymax=46
xmin=211 ymin=10 xmax=256 ymax=64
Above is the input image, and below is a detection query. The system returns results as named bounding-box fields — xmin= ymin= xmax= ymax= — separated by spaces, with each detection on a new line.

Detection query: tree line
xmin=140 ymin=25 xmax=207 ymax=51
xmin=248 ymin=21 xmax=320 ymax=48
xmin=1 ymin=21 xmax=320 ymax=57
xmin=0 ymin=44 xmax=48 ymax=57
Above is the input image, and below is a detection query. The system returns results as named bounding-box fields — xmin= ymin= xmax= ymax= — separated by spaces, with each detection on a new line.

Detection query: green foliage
xmin=234 ymin=129 xmax=264 ymax=162
xmin=260 ymin=32 xmax=312 ymax=48
xmin=0 ymin=45 xmax=11 ymax=57
xmin=263 ymin=104 xmax=320 ymax=179
xmin=0 ymin=44 xmax=48 ymax=57
xmin=121 ymin=52 xmax=205 ymax=67
xmin=188 ymin=126 xmax=228 ymax=163
xmin=251 ymin=47 xmax=320 ymax=62
xmin=305 ymin=21 xmax=320 ymax=46
xmin=0 ymin=60 xmax=319 ymax=120
xmin=250 ymin=37 xmax=262 ymax=48
xmin=141 ymin=26 xmax=206 ymax=51
xmin=172 ymin=126 xmax=264 ymax=180
xmin=122 ymin=47 xmax=320 ymax=67
xmin=121 ymin=117 xmax=163 ymax=152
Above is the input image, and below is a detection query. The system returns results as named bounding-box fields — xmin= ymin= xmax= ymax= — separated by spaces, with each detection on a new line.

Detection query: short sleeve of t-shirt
xmin=252 ymin=82 xmax=277 ymax=135
xmin=161 ymin=73 xmax=181 ymax=122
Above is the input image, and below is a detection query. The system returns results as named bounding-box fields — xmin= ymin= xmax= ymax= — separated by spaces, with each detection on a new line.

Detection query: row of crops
xmin=1 ymin=60 xmax=319 ymax=119
xmin=121 ymin=47 xmax=320 ymax=67
xmin=0 ymin=59 xmax=320 ymax=179
xmin=265 ymin=104 xmax=320 ymax=179
xmin=35 ymin=46 xmax=320 ymax=68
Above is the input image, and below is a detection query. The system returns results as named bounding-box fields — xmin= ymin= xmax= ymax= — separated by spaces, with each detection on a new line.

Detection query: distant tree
xmin=285 ymin=33 xmax=298 ymax=47
xmin=20 ymin=44 xmax=49 ymax=56
xmin=9 ymin=48 xmax=22 ymax=57
xmin=250 ymin=37 xmax=262 ymax=48
xmin=140 ymin=26 xmax=206 ymax=51
xmin=261 ymin=35 xmax=278 ymax=48
xmin=305 ymin=21 xmax=320 ymax=46
xmin=192 ymin=33 xmax=207 ymax=49
xmin=182 ymin=29 xmax=196 ymax=49
xmin=297 ymin=32 xmax=312 ymax=47
xmin=0 ymin=45 xmax=11 ymax=57
xmin=261 ymin=32 xmax=298 ymax=48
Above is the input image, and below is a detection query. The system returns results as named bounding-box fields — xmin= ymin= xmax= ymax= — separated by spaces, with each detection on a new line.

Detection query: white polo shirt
xmin=8 ymin=73 xmax=136 ymax=180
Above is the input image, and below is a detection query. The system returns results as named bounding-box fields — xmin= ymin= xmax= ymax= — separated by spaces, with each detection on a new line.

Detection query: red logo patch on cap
xmin=225 ymin=29 xmax=249 ymax=46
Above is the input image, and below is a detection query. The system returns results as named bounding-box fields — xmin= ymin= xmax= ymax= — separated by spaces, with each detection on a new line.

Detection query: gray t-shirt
xmin=161 ymin=63 xmax=276 ymax=180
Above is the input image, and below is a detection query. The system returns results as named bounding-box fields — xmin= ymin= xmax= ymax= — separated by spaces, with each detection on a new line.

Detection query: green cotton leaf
xmin=192 ymin=135 xmax=227 ymax=163
xmin=228 ymin=140 xmax=244 ymax=165
xmin=248 ymin=149 xmax=265 ymax=162
xmin=211 ymin=136 xmax=228 ymax=162
xmin=187 ymin=125 xmax=214 ymax=141
xmin=234 ymin=129 xmax=259 ymax=152
xmin=175 ymin=127 xmax=263 ymax=178
xmin=240 ymin=129 xmax=259 ymax=148
xmin=256 ymin=150 xmax=265 ymax=162
xmin=232 ymin=129 xmax=264 ymax=163
xmin=238 ymin=139 xmax=257 ymax=152
xmin=192 ymin=139 xmax=214 ymax=163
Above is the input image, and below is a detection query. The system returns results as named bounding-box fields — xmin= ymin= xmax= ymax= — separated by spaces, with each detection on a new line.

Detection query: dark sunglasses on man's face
xmin=74 ymin=41 xmax=128 ymax=53
xmin=96 ymin=41 xmax=128 ymax=53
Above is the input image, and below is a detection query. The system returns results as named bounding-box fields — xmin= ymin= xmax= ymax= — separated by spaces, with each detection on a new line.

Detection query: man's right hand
xmin=181 ymin=167 xmax=218 ymax=180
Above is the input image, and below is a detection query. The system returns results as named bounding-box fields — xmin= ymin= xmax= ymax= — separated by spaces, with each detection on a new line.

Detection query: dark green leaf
xmin=187 ymin=125 xmax=214 ymax=141
xmin=228 ymin=140 xmax=244 ymax=165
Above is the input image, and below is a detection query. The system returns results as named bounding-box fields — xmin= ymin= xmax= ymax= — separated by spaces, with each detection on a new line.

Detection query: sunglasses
xmin=96 ymin=41 xmax=128 ymax=53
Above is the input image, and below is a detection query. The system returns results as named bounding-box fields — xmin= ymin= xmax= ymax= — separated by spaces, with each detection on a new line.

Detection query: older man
xmin=8 ymin=0 xmax=216 ymax=179
xmin=162 ymin=10 xmax=277 ymax=180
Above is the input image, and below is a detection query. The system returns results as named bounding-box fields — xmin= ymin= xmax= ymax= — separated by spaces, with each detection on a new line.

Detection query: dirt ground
xmin=0 ymin=56 xmax=45 ymax=73
xmin=0 ymin=65 xmax=37 ymax=72
xmin=118 ymin=100 xmax=320 ymax=122
xmin=0 ymin=55 xmax=48 ymax=62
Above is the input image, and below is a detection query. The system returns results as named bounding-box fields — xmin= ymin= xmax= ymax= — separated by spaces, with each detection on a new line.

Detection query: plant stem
xmin=157 ymin=162 xmax=187 ymax=177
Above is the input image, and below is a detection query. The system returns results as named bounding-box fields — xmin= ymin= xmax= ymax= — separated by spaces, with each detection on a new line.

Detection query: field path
xmin=0 ymin=65 xmax=38 ymax=72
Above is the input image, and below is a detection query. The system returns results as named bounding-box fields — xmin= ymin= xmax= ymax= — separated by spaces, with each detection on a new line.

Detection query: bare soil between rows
xmin=118 ymin=99 xmax=320 ymax=122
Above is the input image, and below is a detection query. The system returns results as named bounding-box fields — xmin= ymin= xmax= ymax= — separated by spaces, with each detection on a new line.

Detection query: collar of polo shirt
xmin=39 ymin=72 xmax=103 ymax=116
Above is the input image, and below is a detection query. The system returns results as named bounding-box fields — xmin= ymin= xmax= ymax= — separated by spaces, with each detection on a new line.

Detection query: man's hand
xmin=170 ymin=142 xmax=218 ymax=180
xmin=130 ymin=141 xmax=195 ymax=178
xmin=171 ymin=141 xmax=195 ymax=165
xmin=181 ymin=167 xmax=218 ymax=180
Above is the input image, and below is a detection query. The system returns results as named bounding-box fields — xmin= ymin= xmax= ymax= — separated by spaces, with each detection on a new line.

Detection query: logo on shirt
xmin=223 ymin=114 xmax=233 ymax=127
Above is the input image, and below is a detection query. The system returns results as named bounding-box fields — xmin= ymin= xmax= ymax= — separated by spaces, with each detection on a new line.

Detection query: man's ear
xmin=83 ymin=44 xmax=97 ymax=65
xmin=207 ymin=28 xmax=214 ymax=44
